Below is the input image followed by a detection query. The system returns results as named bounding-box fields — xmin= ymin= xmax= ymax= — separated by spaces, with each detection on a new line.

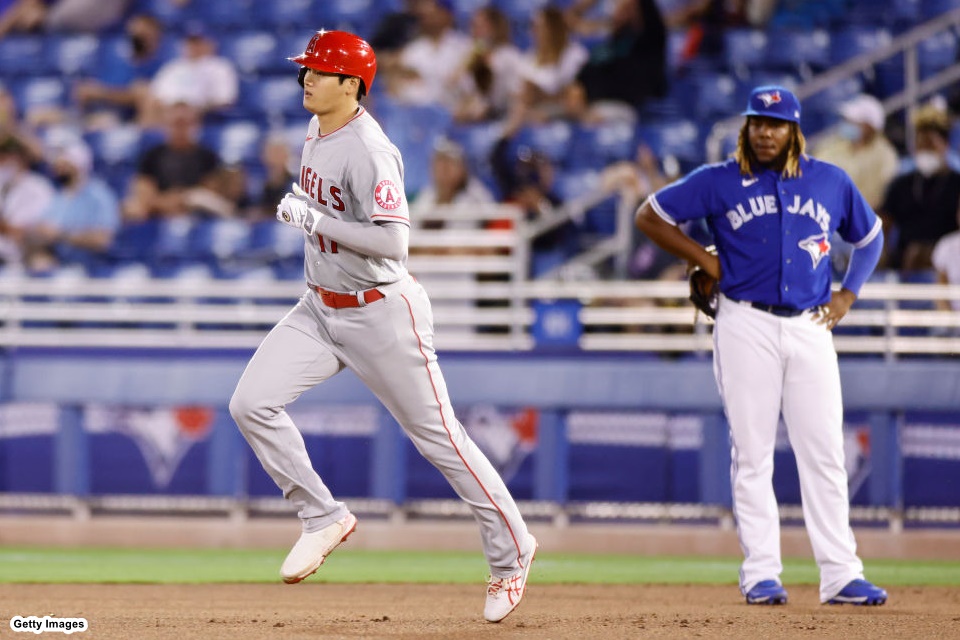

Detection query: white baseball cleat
xmin=484 ymin=534 xmax=538 ymax=623
xmin=280 ymin=513 xmax=358 ymax=584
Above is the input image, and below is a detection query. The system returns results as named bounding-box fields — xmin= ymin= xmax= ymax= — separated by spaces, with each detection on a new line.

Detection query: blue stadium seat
xmin=219 ymin=31 xmax=284 ymax=76
xmin=762 ymin=29 xmax=832 ymax=73
xmin=693 ymin=71 xmax=740 ymax=120
xmin=246 ymin=219 xmax=305 ymax=263
xmin=47 ymin=34 xmax=100 ymax=77
xmin=448 ymin=122 xmax=507 ymax=166
xmin=202 ymin=121 xmax=263 ymax=166
xmin=802 ymin=76 xmax=866 ymax=123
xmin=85 ymin=125 xmax=144 ymax=168
xmin=317 ymin=0 xmax=380 ymax=35
xmin=636 ymin=120 xmax=703 ymax=165
xmin=0 ymin=36 xmax=47 ymax=76
xmin=241 ymin=76 xmax=305 ymax=119
xmin=918 ymin=30 xmax=958 ymax=78
xmin=376 ymin=103 xmax=452 ymax=196
xmin=493 ymin=0 xmax=554 ymax=24
xmin=188 ymin=219 xmax=252 ymax=265
xmin=829 ymin=28 xmax=894 ymax=65
xmin=10 ymin=77 xmax=68 ymax=114
xmin=132 ymin=0 xmax=197 ymax=29
xmin=107 ymin=220 xmax=160 ymax=264
xmin=448 ymin=0 xmax=493 ymax=27
xmin=252 ymin=0 xmax=314 ymax=29
xmin=152 ymin=217 xmax=202 ymax=267
xmin=922 ymin=0 xmax=957 ymax=20
xmin=514 ymin=122 xmax=574 ymax=165
xmin=723 ymin=29 xmax=770 ymax=74
xmin=567 ymin=121 xmax=636 ymax=169
xmin=192 ymin=0 xmax=257 ymax=31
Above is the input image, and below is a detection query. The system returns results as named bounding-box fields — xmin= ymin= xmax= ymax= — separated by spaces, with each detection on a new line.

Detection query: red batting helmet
xmin=289 ymin=30 xmax=377 ymax=94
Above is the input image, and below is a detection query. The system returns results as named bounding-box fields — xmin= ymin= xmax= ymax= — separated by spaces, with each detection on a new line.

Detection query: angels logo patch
xmin=375 ymin=179 xmax=402 ymax=210
xmin=799 ymin=232 xmax=831 ymax=268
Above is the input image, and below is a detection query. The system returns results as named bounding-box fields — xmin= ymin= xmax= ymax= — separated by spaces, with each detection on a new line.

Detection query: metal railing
xmin=0 ymin=270 xmax=957 ymax=356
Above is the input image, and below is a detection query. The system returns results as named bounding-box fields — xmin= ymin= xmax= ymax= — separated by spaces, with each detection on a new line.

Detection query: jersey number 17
xmin=317 ymin=234 xmax=338 ymax=253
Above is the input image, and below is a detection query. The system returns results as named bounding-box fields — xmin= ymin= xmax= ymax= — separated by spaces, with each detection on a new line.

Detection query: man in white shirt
xmin=0 ymin=135 xmax=54 ymax=265
xmin=148 ymin=22 xmax=238 ymax=121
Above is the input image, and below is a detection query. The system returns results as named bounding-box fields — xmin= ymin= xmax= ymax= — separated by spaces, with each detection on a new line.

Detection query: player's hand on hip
xmin=276 ymin=184 xmax=322 ymax=235
xmin=814 ymin=288 xmax=856 ymax=330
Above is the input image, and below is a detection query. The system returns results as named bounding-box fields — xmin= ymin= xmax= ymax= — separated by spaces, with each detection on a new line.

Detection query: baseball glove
xmin=687 ymin=246 xmax=718 ymax=320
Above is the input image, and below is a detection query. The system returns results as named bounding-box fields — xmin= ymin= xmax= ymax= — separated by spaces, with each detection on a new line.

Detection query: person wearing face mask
xmin=73 ymin=14 xmax=167 ymax=128
xmin=24 ymin=139 xmax=119 ymax=272
xmin=879 ymin=105 xmax=960 ymax=271
xmin=0 ymin=135 xmax=54 ymax=266
xmin=812 ymin=94 xmax=898 ymax=211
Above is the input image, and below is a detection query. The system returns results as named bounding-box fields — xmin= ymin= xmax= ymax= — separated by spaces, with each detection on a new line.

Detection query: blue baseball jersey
xmin=648 ymin=156 xmax=882 ymax=309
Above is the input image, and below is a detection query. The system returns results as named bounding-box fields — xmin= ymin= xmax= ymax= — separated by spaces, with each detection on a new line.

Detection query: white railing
xmin=0 ymin=272 xmax=957 ymax=356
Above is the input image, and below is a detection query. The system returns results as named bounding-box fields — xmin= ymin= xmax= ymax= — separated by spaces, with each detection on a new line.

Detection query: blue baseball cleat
xmin=827 ymin=579 xmax=888 ymax=605
xmin=745 ymin=580 xmax=788 ymax=605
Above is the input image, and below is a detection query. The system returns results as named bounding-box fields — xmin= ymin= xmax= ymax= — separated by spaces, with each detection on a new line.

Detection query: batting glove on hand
xmin=276 ymin=184 xmax=323 ymax=235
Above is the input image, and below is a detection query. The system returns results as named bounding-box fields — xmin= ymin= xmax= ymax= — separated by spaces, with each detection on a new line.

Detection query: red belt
xmin=311 ymin=285 xmax=385 ymax=309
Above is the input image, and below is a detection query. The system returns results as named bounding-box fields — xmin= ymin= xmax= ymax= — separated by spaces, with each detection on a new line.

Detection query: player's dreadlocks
xmin=735 ymin=119 xmax=806 ymax=179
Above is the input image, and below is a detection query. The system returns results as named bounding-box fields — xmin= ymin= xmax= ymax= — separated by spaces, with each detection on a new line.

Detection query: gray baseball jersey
xmin=230 ymin=106 xmax=533 ymax=578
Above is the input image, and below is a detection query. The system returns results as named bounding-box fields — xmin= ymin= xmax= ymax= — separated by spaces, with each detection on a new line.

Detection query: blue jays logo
xmin=464 ymin=405 xmax=538 ymax=482
xmin=799 ymin=233 xmax=831 ymax=268
xmin=757 ymin=91 xmax=782 ymax=107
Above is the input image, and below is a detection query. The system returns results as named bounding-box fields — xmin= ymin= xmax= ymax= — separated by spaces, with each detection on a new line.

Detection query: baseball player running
xmin=228 ymin=30 xmax=537 ymax=623
xmin=635 ymin=86 xmax=887 ymax=606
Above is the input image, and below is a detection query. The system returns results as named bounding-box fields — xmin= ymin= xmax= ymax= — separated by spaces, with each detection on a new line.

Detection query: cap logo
xmin=757 ymin=91 xmax=782 ymax=108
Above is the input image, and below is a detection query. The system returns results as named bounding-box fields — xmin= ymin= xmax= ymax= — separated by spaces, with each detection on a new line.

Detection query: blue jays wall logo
xmin=463 ymin=405 xmax=538 ymax=482
xmin=757 ymin=91 xmax=782 ymax=107
xmin=799 ymin=232 xmax=831 ymax=268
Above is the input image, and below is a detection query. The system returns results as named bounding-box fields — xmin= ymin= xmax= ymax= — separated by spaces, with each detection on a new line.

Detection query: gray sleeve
xmin=352 ymin=149 xmax=410 ymax=226
xmin=313 ymin=216 xmax=408 ymax=261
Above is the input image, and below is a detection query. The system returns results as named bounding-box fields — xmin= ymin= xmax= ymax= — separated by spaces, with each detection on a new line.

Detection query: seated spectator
xmin=122 ymin=102 xmax=232 ymax=221
xmin=0 ymin=0 xmax=127 ymax=37
xmin=0 ymin=80 xmax=43 ymax=163
xmin=369 ymin=0 xmax=420 ymax=58
xmin=23 ymin=138 xmax=119 ymax=271
xmin=564 ymin=0 xmax=668 ymax=124
xmin=73 ymin=14 xmax=167 ymax=128
xmin=508 ymin=6 xmax=589 ymax=126
xmin=932 ymin=212 xmax=960 ymax=313
xmin=252 ymin=133 xmax=296 ymax=221
xmin=879 ymin=105 xmax=960 ymax=270
xmin=0 ymin=134 xmax=53 ymax=264
xmin=452 ymin=6 xmax=522 ymax=123
xmin=146 ymin=22 xmax=238 ymax=124
xmin=385 ymin=0 xmax=473 ymax=109
xmin=813 ymin=94 xmax=897 ymax=211
xmin=410 ymin=137 xmax=495 ymax=228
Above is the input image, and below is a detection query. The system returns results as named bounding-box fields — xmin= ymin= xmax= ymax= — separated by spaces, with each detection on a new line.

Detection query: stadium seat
xmin=918 ymin=30 xmax=958 ymax=78
xmin=131 ymin=0 xmax=196 ymax=30
xmin=152 ymin=217 xmax=202 ymax=267
xmin=192 ymin=0 xmax=257 ymax=31
xmin=219 ymin=31 xmax=284 ymax=76
xmin=636 ymin=119 xmax=703 ymax=165
xmin=762 ymin=29 xmax=832 ymax=74
xmin=107 ymin=220 xmax=160 ymax=264
xmin=723 ymin=29 xmax=770 ymax=75
xmin=241 ymin=76 xmax=305 ymax=119
xmin=829 ymin=28 xmax=894 ymax=65
xmin=514 ymin=121 xmax=575 ymax=165
xmin=801 ymin=76 xmax=866 ymax=122
xmin=493 ymin=0 xmax=554 ymax=24
xmin=567 ymin=121 xmax=637 ymax=169
xmin=10 ymin=77 xmax=68 ymax=114
xmin=202 ymin=121 xmax=263 ymax=166
xmin=47 ymin=34 xmax=100 ymax=77
xmin=252 ymin=0 xmax=314 ymax=29
xmin=693 ymin=72 xmax=740 ymax=120
xmin=922 ymin=0 xmax=957 ymax=20
xmin=246 ymin=219 xmax=305 ymax=264
xmin=85 ymin=125 xmax=144 ymax=168
xmin=317 ymin=0 xmax=380 ymax=35
xmin=188 ymin=219 xmax=252 ymax=265
xmin=0 ymin=36 xmax=48 ymax=76
xmin=376 ymin=103 xmax=452 ymax=196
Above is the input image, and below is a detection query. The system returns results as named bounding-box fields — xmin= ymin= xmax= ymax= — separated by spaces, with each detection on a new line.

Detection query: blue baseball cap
xmin=742 ymin=85 xmax=801 ymax=124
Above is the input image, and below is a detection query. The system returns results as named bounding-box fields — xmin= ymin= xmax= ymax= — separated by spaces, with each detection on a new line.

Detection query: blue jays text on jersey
xmin=648 ymin=156 xmax=882 ymax=310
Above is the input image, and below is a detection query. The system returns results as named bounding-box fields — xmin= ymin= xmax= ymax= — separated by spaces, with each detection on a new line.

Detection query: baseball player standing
xmin=635 ymin=86 xmax=887 ymax=606
xmin=228 ymin=30 xmax=537 ymax=623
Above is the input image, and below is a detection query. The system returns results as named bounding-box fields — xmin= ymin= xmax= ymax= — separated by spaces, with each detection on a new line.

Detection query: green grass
xmin=1 ymin=547 xmax=958 ymax=586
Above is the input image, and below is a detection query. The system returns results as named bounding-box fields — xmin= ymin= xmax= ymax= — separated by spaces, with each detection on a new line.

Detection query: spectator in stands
xmin=0 ymin=134 xmax=52 ymax=264
xmin=879 ymin=105 xmax=960 ymax=271
xmin=73 ymin=14 xmax=167 ymax=128
xmin=812 ymin=94 xmax=897 ymax=211
xmin=932 ymin=211 xmax=960 ymax=313
xmin=451 ymin=6 xmax=522 ymax=124
xmin=369 ymin=0 xmax=420 ymax=57
xmin=253 ymin=133 xmax=296 ymax=221
xmin=0 ymin=0 xmax=128 ymax=36
xmin=411 ymin=137 xmax=495 ymax=225
xmin=122 ymin=102 xmax=232 ymax=221
xmin=0 ymin=81 xmax=43 ymax=163
xmin=23 ymin=138 xmax=119 ymax=271
xmin=385 ymin=0 xmax=473 ymax=109
xmin=563 ymin=0 xmax=668 ymax=124
xmin=146 ymin=22 xmax=238 ymax=124
xmin=507 ymin=6 xmax=589 ymax=126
